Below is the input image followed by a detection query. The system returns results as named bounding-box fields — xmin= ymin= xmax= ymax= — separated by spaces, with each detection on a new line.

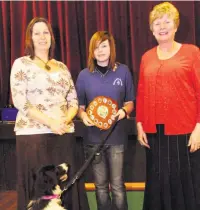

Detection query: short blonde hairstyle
xmin=88 ymin=31 xmax=116 ymax=72
xmin=149 ymin=2 xmax=180 ymax=31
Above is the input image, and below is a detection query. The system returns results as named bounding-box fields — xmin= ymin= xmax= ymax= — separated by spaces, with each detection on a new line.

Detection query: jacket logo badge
xmin=113 ymin=78 xmax=123 ymax=86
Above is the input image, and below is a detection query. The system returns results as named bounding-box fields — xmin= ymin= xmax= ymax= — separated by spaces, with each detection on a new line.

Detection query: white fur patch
xmin=53 ymin=185 xmax=62 ymax=195
xmin=44 ymin=199 xmax=66 ymax=210
xmin=59 ymin=163 xmax=68 ymax=172
xmin=27 ymin=197 xmax=67 ymax=210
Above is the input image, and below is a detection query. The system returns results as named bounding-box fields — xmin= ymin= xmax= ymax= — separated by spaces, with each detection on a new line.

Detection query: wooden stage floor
xmin=0 ymin=191 xmax=17 ymax=210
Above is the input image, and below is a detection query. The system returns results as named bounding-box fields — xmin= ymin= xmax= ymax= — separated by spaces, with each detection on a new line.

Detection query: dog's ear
xmin=36 ymin=168 xmax=57 ymax=186
xmin=44 ymin=170 xmax=58 ymax=185
xmin=32 ymin=164 xmax=60 ymax=196
xmin=41 ymin=164 xmax=55 ymax=172
xmin=36 ymin=164 xmax=56 ymax=182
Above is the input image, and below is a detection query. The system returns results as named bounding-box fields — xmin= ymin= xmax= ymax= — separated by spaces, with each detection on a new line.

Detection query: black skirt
xmin=16 ymin=133 xmax=89 ymax=210
xmin=143 ymin=124 xmax=200 ymax=210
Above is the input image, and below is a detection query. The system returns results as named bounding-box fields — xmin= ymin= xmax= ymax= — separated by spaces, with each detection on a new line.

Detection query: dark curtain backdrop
xmin=0 ymin=1 xmax=200 ymax=107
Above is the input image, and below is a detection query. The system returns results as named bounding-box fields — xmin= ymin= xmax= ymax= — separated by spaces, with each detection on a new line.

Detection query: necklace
xmin=35 ymin=56 xmax=51 ymax=70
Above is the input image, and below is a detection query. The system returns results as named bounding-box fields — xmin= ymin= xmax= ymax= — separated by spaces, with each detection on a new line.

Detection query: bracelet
xmin=121 ymin=108 xmax=127 ymax=118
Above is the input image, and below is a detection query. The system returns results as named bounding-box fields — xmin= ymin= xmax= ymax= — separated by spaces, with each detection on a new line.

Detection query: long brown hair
xmin=88 ymin=31 xmax=116 ymax=72
xmin=25 ymin=17 xmax=55 ymax=59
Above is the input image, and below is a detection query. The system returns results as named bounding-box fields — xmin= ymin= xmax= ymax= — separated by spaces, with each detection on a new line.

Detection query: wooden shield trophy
xmin=86 ymin=96 xmax=118 ymax=130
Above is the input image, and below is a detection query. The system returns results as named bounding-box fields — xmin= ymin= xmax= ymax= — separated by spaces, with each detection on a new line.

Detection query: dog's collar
xmin=41 ymin=195 xmax=60 ymax=200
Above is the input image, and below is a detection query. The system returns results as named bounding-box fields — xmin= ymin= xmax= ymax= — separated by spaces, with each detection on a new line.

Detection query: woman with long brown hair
xmin=10 ymin=17 xmax=89 ymax=210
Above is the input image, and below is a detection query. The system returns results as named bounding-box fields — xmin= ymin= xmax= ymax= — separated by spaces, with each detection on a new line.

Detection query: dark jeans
xmin=84 ymin=144 xmax=128 ymax=210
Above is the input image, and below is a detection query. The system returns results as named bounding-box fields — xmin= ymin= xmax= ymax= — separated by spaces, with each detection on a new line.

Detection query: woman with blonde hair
xmin=76 ymin=31 xmax=135 ymax=210
xmin=136 ymin=2 xmax=200 ymax=210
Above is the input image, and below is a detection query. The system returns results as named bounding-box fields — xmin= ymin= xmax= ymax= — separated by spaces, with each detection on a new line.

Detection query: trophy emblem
xmin=86 ymin=96 xmax=118 ymax=130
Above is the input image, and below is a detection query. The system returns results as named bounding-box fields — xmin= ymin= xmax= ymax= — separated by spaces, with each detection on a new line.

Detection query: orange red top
xmin=136 ymin=44 xmax=200 ymax=135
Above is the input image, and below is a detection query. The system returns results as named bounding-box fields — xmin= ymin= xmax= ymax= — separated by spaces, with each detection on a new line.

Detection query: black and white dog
xmin=27 ymin=163 xmax=69 ymax=210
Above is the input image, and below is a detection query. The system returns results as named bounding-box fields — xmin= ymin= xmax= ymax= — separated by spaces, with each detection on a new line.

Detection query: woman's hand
xmin=137 ymin=122 xmax=150 ymax=149
xmin=81 ymin=112 xmax=94 ymax=127
xmin=114 ymin=109 xmax=126 ymax=121
xmin=49 ymin=118 xmax=69 ymax=135
xmin=188 ymin=124 xmax=200 ymax=152
xmin=59 ymin=115 xmax=71 ymax=125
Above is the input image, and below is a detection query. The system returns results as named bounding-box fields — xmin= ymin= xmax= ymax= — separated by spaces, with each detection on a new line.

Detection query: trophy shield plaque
xmin=86 ymin=96 xmax=118 ymax=130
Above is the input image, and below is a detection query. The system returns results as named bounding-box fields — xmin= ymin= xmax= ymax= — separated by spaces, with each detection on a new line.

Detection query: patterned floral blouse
xmin=10 ymin=56 xmax=78 ymax=135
